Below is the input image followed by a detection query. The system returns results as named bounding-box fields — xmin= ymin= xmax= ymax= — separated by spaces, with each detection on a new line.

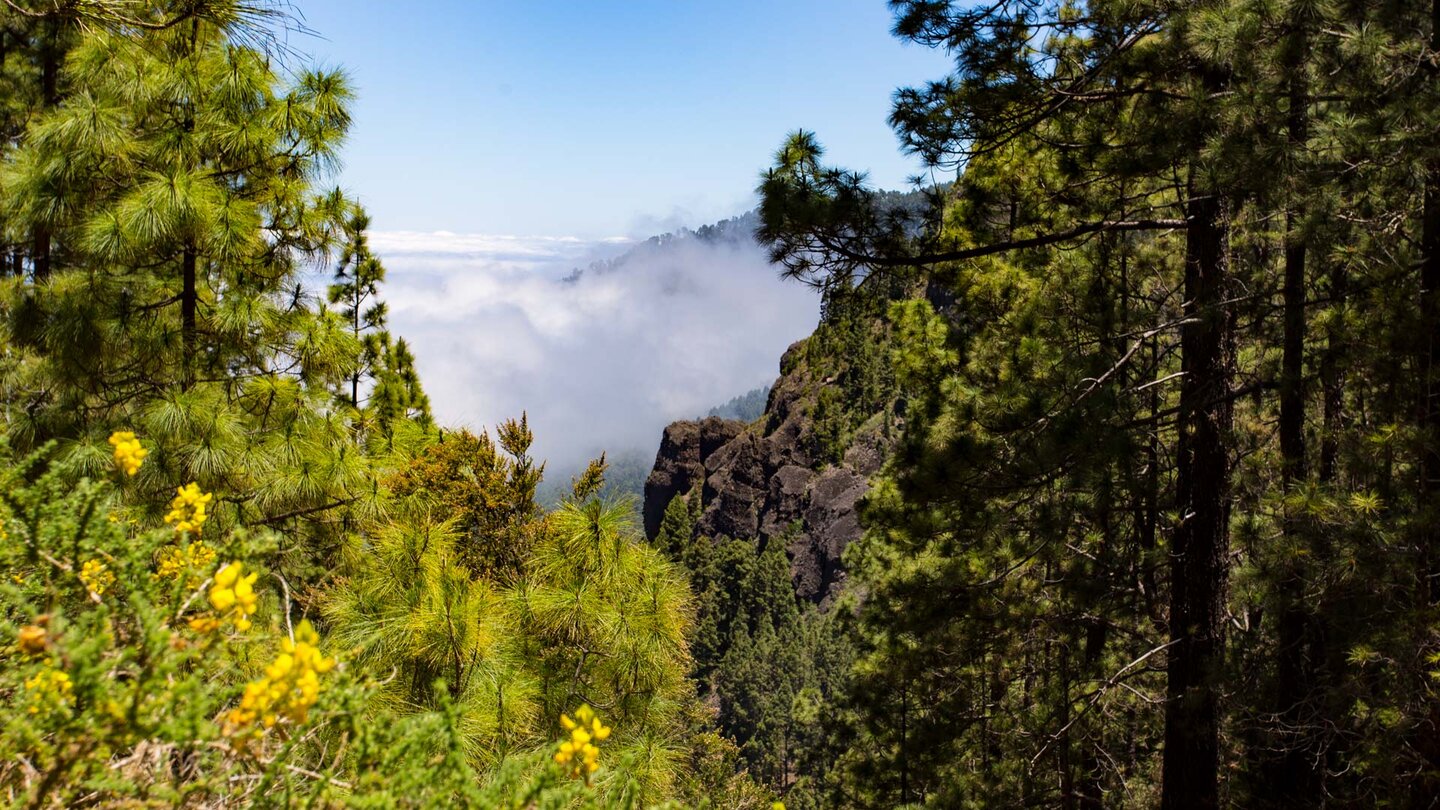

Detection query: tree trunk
xmin=1320 ymin=260 xmax=1345 ymax=484
xmin=32 ymin=16 xmax=60 ymax=281
xmin=898 ymin=680 xmax=909 ymax=805
xmin=1273 ymin=18 xmax=1319 ymax=801
xmin=1161 ymin=182 xmax=1233 ymax=810
xmin=1422 ymin=0 xmax=1440 ymax=605
xmin=182 ymin=247 xmax=197 ymax=388
xmin=1076 ymin=619 xmax=1109 ymax=810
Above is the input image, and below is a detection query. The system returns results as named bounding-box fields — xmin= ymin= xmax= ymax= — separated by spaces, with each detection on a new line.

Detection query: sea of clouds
xmin=365 ymin=226 xmax=820 ymax=471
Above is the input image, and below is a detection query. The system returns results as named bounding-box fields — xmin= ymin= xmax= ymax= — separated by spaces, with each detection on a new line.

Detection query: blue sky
xmin=292 ymin=0 xmax=952 ymax=239
xmin=283 ymin=1 xmax=953 ymax=465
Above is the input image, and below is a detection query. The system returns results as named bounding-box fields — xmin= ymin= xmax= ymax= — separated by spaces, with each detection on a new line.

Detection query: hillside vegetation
xmin=4 ymin=1 xmax=1440 ymax=808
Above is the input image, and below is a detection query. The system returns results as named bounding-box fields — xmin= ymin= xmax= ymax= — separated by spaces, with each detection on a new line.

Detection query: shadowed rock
xmin=643 ymin=339 xmax=896 ymax=604
xmin=641 ymin=417 xmax=745 ymax=539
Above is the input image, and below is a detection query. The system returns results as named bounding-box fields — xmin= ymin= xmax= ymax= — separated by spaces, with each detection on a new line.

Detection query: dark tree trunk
xmin=898 ymin=680 xmax=909 ymax=806
xmin=32 ymin=228 xmax=50 ymax=281
xmin=41 ymin=17 xmax=58 ymax=107
xmin=1279 ymin=141 xmax=1308 ymax=479
xmin=182 ymin=247 xmax=197 ymax=388
xmin=1422 ymin=0 xmax=1440 ymax=606
xmin=1076 ymin=620 xmax=1109 ymax=810
xmin=1143 ymin=332 xmax=1161 ymax=620
xmin=31 ymin=17 xmax=61 ymax=281
xmin=1320 ymin=260 xmax=1346 ymax=484
xmin=1273 ymin=19 xmax=1320 ymax=802
xmin=1161 ymin=183 xmax=1233 ymax=810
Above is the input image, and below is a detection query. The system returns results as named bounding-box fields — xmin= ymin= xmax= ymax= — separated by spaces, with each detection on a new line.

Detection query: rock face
xmin=644 ymin=340 xmax=896 ymax=604
xmin=641 ymin=417 xmax=747 ymax=540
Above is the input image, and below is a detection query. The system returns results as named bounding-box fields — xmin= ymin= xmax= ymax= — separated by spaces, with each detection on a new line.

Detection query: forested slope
xmin=5 ymin=0 xmax=1440 ymax=808
xmin=740 ymin=1 xmax=1440 ymax=807
xmin=0 ymin=3 xmax=767 ymax=807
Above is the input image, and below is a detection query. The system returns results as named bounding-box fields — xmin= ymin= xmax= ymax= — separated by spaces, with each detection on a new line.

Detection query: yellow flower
xmin=222 ymin=620 xmax=336 ymax=746
xmin=24 ymin=666 xmax=73 ymax=716
xmin=195 ymin=561 xmax=258 ymax=633
xmin=164 ymin=483 xmax=213 ymax=536
xmin=187 ymin=615 xmax=220 ymax=633
xmin=155 ymin=541 xmax=217 ymax=589
xmin=17 ymin=624 xmax=48 ymax=656
xmin=555 ymin=704 xmax=609 ymax=783
xmin=108 ymin=430 xmax=147 ymax=476
xmin=79 ymin=559 xmax=115 ymax=598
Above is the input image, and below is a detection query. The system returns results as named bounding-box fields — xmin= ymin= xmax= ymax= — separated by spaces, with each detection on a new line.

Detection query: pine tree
xmin=654 ymin=492 xmax=695 ymax=560
xmin=329 ymin=208 xmax=390 ymax=410
xmin=371 ymin=336 xmax=433 ymax=433
xmin=750 ymin=1 xmax=1440 ymax=805
xmin=0 ymin=0 xmax=412 ymax=591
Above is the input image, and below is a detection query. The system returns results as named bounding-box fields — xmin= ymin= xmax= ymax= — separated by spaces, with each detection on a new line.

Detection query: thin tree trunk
xmin=32 ymin=16 xmax=60 ymax=281
xmin=40 ymin=17 xmax=58 ymax=107
xmin=1422 ymin=0 xmax=1440 ymax=606
xmin=1077 ymin=618 xmax=1109 ymax=810
xmin=1279 ymin=99 xmax=1309 ymax=484
xmin=899 ymin=680 xmax=909 ymax=805
xmin=1320 ymin=261 xmax=1346 ymax=484
xmin=1273 ymin=17 xmax=1318 ymax=801
xmin=352 ymin=281 xmax=362 ymax=407
xmin=1162 ymin=182 xmax=1233 ymax=810
xmin=182 ymin=247 xmax=197 ymax=389
xmin=1143 ymin=331 xmax=1161 ymax=620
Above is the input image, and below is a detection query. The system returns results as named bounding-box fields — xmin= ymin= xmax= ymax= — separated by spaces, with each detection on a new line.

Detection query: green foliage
xmin=652 ymin=513 xmax=853 ymax=807
xmin=753 ymin=0 xmax=1440 ymax=806
xmin=794 ymin=283 xmax=907 ymax=465
xmin=0 ymin=1 xmax=418 ymax=593
xmin=370 ymin=336 xmax=434 ymax=436
xmin=654 ymin=492 xmax=696 ymax=561
xmin=384 ymin=421 xmax=544 ymax=581
xmin=0 ymin=441 xmax=661 ymax=807
xmin=0 ymin=4 xmax=714 ymax=806
xmin=324 ymin=468 xmax=700 ymax=803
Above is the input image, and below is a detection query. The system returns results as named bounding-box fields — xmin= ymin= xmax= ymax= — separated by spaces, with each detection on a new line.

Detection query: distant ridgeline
xmin=705 ymin=385 xmax=770 ymax=422
xmin=563 ymin=188 xmax=934 ymax=285
xmin=561 ymin=211 xmax=762 ymax=285
xmin=535 ymin=385 xmax=770 ymax=510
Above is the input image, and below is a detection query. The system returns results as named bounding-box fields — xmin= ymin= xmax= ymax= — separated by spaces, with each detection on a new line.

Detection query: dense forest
xmin=2 ymin=0 xmax=1440 ymax=808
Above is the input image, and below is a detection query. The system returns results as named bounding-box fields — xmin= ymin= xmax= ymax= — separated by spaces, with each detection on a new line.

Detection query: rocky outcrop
xmin=641 ymin=417 xmax=746 ymax=540
xmin=644 ymin=339 xmax=898 ymax=604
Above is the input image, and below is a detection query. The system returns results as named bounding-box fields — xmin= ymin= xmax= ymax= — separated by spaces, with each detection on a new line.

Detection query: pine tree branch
xmin=865 ymin=219 xmax=1189 ymax=268
xmin=255 ymin=497 xmax=356 ymax=526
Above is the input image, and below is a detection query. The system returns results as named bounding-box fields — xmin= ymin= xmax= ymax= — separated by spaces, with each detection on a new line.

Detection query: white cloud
xmin=375 ymin=228 xmax=819 ymax=470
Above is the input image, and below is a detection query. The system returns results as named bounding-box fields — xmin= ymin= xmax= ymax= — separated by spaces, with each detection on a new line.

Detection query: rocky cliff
xmin=643 ymin=321 xmax=899 ymax=604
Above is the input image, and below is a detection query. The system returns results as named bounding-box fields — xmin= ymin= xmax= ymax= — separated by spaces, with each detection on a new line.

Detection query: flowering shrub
xmin=223 ymin=620 xmax=335 ymax=746
xmin=557 ymin=704 xmax=612 ymax=782
xmin=22 ymin=666 xmax=72 ymax=717
xmin=0 ymin=435 xmax=723 ymax=808
xmin=154 ymin=540 xmax=217 ymax=588
xmin=0 ymin=439 xmax=344 ymax=804
xmin=193 ymin=561 xmax=259 ymax=632
xmin=164 ymin=482 xmax=213 ymax=535
xmin=107 ymin=430 xmax=146 ymax=476
xmin=78 ymin=559 xmax=114 ymax=598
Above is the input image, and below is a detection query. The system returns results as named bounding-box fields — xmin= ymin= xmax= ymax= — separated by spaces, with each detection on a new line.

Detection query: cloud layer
xmin=369 ymin=227 xmax=820 ymax=470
